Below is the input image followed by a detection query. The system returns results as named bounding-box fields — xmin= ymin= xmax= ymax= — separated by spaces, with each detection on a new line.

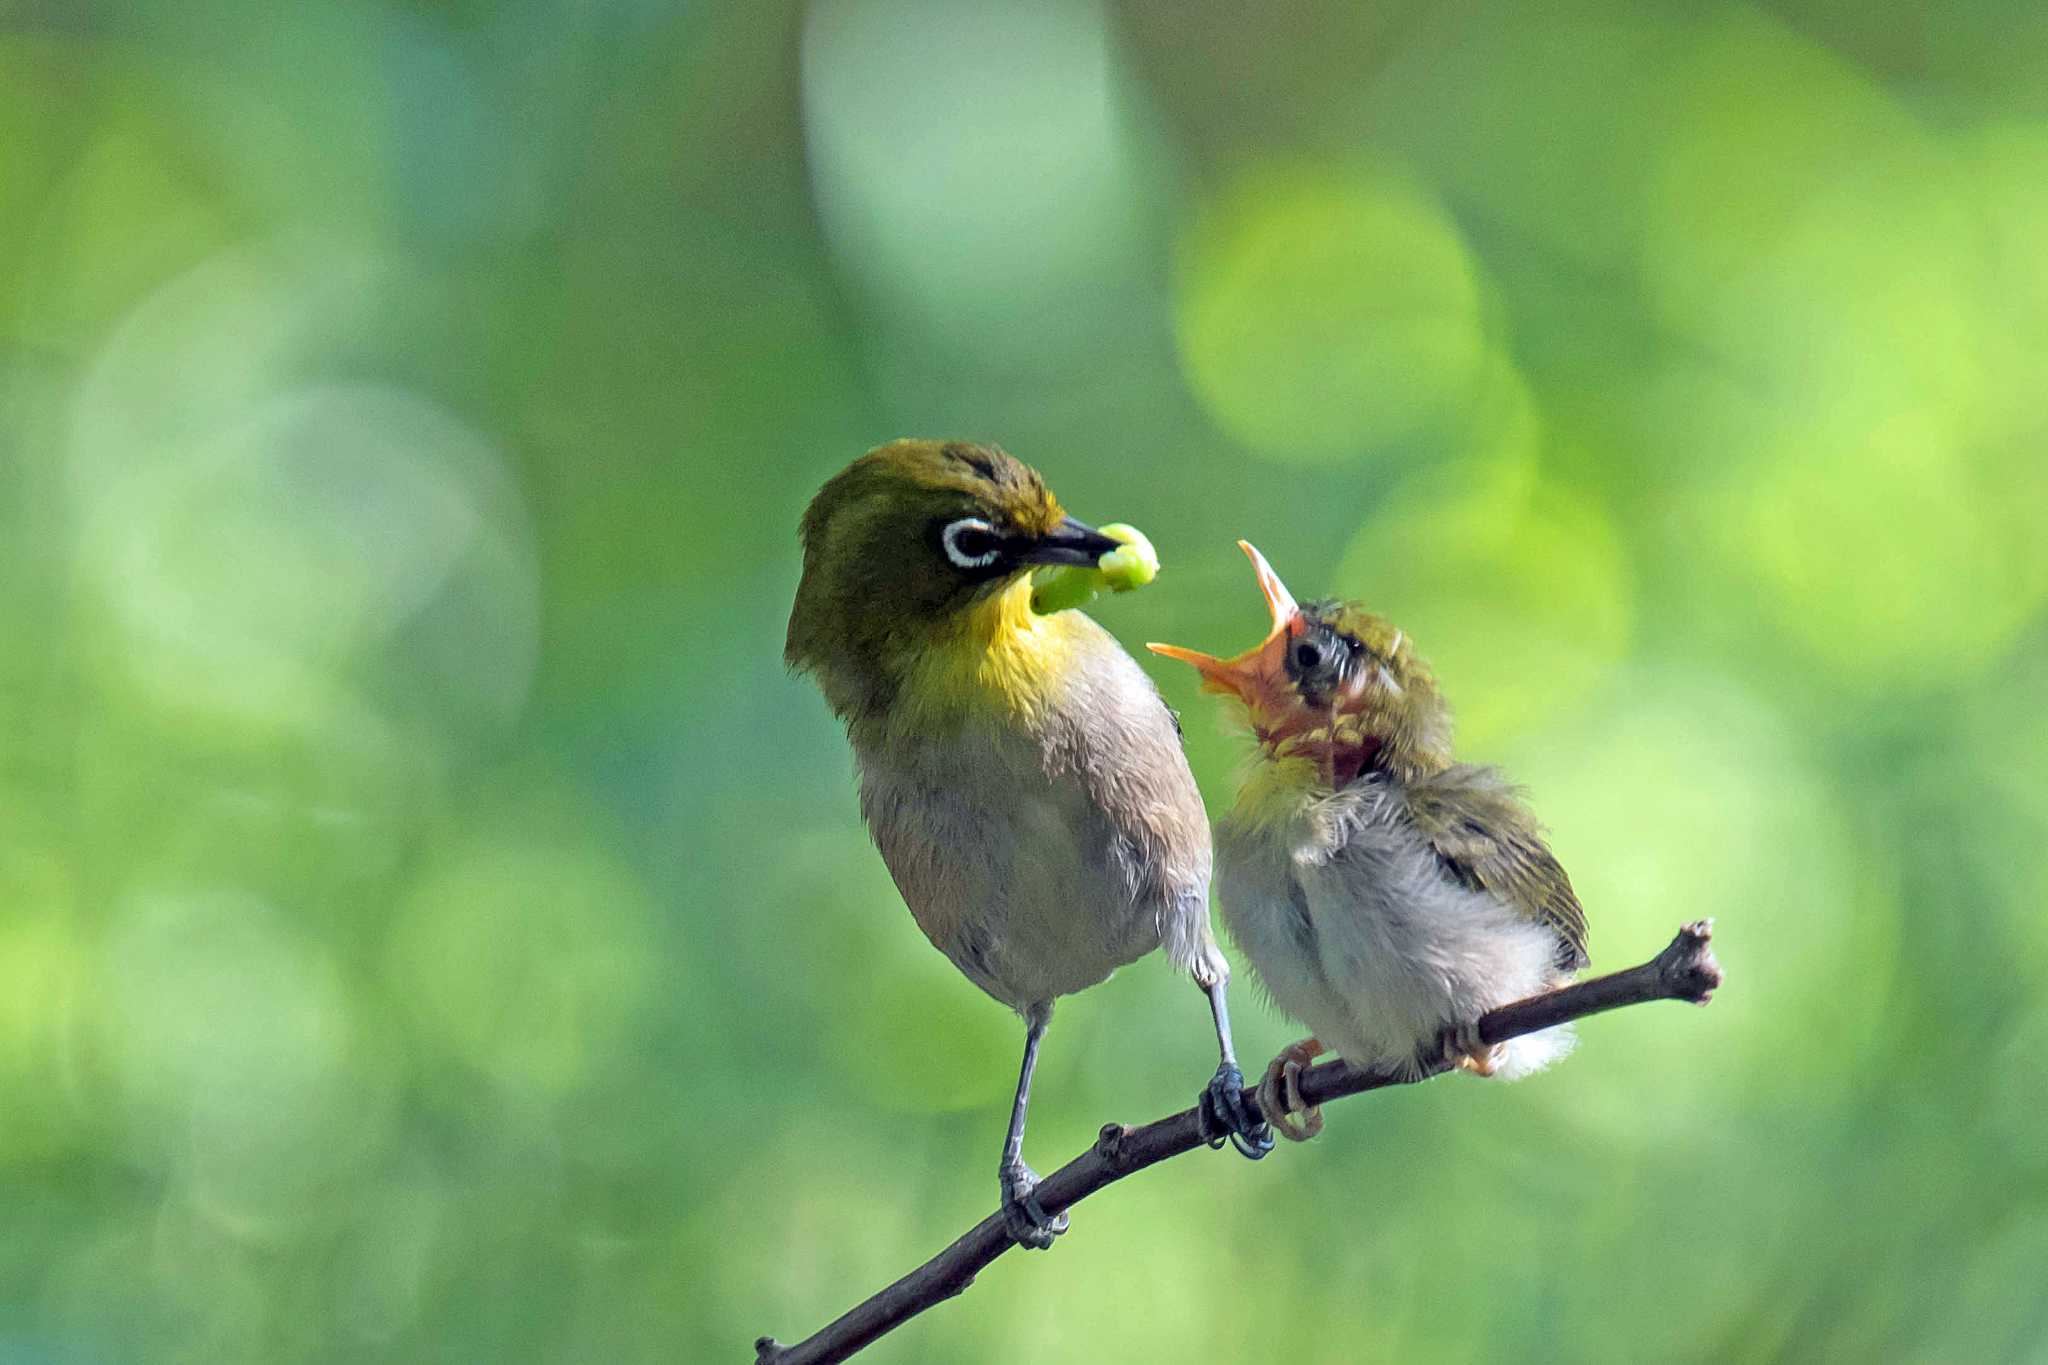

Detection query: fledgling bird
xmin=1150 ymin=542 xmax=1590 ymax=1140
xmin=785 ymin=440 xmax=1270 ymax=1247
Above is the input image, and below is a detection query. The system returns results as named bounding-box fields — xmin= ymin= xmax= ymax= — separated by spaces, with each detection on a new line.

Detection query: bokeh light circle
xmin=1174 ymin=161 xmax=1487 ymax=463
xmin=1506 ymin=673 xmax=1889 ymax=1133
xmin=802 ymin=0 xmax=1155 ymax=359
xmin=386 ymin=827 xmax=657 ymax=1097
xmin=1640 ymin=13 xmax=2048 ymax=688
xmin=94 ymin=890 xmax=394 ymax=1235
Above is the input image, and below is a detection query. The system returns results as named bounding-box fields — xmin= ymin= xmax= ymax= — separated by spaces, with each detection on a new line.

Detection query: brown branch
xmin=755 ymin=920 xmax=1724 ymax=1365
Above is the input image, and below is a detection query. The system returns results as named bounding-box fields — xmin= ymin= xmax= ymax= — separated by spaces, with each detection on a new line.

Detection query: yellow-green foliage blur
xmin=4 ymin=1 xmax=2045 ymax=1361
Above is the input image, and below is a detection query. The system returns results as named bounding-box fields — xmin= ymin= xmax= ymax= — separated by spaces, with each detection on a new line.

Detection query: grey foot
xmin=999 ymin=1162 xmax=1068 ymax=1250
xmin=1197 ymin=1062 xmax=1274 ymax=1159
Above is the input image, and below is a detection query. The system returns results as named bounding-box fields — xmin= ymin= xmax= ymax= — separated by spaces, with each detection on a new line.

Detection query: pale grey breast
xmin=1219 ymin=777 xmax=1560 ymax=1069
xmin=857 ymin=621 xmax=1214 ymax=1013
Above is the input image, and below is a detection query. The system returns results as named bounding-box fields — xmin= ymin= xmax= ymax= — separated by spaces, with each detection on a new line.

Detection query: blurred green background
xmin=4 ymin=0 xmax=2046 ymax=1360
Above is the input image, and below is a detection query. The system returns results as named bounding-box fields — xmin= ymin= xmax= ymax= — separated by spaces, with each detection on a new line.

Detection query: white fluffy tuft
xmin=1488 ymin=1022 xmax=1577 ymax=1080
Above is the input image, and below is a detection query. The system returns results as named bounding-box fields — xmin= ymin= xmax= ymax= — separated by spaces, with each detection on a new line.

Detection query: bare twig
xmin=755 ymin=920 xmax=1724 ymax=1365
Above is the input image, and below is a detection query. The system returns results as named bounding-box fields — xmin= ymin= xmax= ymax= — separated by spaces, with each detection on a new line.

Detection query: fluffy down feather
xmin=1218 ymin=765 xmax=1579 ymax=1079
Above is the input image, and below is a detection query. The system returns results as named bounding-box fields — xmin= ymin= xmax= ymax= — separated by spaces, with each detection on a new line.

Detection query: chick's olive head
xmin=786 ymin=440 xmax=1121 ymax=680
xmin=1149 ymin=542 xmax=1450 ymax=777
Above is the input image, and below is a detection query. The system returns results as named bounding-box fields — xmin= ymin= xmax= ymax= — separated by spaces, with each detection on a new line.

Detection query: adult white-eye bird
xmin=785 ymin=440 xmax=1271 ymax=1248
xmin=1149 ymin=542 xmax=1590 ymax=1140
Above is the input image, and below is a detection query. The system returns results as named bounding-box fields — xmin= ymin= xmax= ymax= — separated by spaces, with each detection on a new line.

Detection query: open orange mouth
xmin=1147 ymin=541 xmax=1307 ymax=725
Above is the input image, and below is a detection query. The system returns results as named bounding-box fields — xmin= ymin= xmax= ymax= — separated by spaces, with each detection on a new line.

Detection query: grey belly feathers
xmin=856 ymin=620 xmax=1222 ymax=1015
xmin=1218 ymin=773 xmax=1574 ymax=1079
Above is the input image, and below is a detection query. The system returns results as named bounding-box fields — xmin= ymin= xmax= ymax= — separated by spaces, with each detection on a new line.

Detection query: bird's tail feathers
xmin=1487 ymin=1022 xmax=1577 ymax=1081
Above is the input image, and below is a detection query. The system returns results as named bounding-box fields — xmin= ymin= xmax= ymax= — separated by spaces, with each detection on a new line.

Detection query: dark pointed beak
xmin=1019 ymin=515 xmax=1123 ymax=567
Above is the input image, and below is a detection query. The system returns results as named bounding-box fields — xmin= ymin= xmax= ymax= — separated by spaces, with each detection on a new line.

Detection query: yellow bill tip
xmin=1236 ymin=540 xmax=1300 ymax=635
xmin=1145 ymin=641 xmax=1214 ymax=665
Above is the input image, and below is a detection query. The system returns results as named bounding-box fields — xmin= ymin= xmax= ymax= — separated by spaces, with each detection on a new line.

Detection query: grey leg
xmin=1198 ymin=979 xmax=1273 ymax=1159
xmin=998 ymin=1009 xmax=1067 ymax=1249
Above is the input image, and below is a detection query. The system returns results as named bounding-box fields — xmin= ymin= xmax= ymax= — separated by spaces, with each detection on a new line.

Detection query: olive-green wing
xmin=1405 ymin=765 xmax=1590 ymax=971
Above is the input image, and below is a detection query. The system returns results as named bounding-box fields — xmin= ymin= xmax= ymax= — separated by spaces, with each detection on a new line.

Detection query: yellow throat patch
xmin=896 ymin=577 xmax=1086 ymax=731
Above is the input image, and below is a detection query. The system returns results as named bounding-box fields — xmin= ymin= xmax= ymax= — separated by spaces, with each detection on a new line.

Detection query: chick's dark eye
xmin=940 ymin=516 xmax=1003 ymax=570
xmin=1292 ymin=639 xmax=1324 ymax=672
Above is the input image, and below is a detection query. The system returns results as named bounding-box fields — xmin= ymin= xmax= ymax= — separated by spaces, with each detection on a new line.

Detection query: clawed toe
xmin=1255 ymin=1038 xmax=1326 ymax=1142
xmin=1002 ymin=1196 xmax=1065 ymax=1251
xmin=1438 ymin=1021 xmax=1501 ymax=1077
xmin=1198 ymin=1062 xmax=1274 ymax=1159
xmin=999 ymin=1163 xmax=1068 ymax=1250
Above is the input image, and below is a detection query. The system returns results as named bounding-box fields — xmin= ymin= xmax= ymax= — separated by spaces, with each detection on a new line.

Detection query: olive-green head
xmin=1288 ymin=598 xmax=1452 ymax=779
xmin=1149 ymin=541 xmax=1452 ymax=784
xmin=785 ymin=439 xmax=1121 ymax=716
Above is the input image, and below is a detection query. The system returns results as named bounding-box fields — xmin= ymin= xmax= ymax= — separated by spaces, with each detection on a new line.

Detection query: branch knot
xmin=1657 ymin=918 xmax=1723 ymax=1004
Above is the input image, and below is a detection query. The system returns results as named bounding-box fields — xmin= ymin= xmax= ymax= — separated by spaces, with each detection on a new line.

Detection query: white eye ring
xmin=941 ymin=517 xmax=1002 ymax=570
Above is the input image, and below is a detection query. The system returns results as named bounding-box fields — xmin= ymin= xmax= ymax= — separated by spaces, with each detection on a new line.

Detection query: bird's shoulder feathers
xmin=1400 ymin=764 xmax=1589 ymax=971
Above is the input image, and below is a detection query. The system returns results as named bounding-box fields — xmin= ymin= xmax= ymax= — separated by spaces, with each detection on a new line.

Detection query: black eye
xmin=1292 ymin=639 xmax=1324 ymax=672
xmin=941 ymin=517 xmax=1003 ymax=569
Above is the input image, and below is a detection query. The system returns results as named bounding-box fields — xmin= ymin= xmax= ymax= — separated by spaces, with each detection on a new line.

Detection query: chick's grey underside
xmin=1218 ymin=763 xmax=1585 ymax=1078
